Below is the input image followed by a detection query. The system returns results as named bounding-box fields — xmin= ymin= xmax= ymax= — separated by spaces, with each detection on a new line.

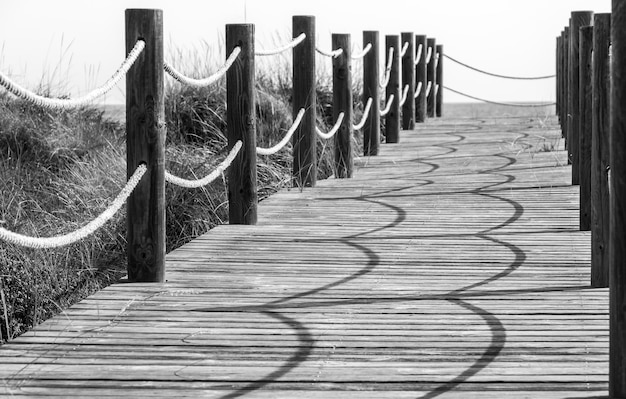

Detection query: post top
xmin=125 ymin=8 xmax=163 ymax=13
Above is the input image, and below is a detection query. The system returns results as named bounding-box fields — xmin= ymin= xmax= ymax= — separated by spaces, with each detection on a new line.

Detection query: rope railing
xmin=444 ymin=86 xmax=556 ymax=107
xmin=316 ymin=47 xmax=343 ymax=58
xmin=414 ymin=81 xmax=423 ymax=98
xmin=316 ymin=112 xmax=345 ymax=139
xmin=0 ymin=12 xmax=447 ymax=284
xmin=257 ymin=108 xmax=305 ymax=155
xmin=414 ymin=44 xmax=423 ymax=66
xmin=399 ymin=85 xmax=410 ymax=107
xmin=426 ymin=47 xmax=433 ymax=64
xmin=165 ymin=141 xmax=242 ymax=188
xmin=400 ymin=41 xmax=409 ymax=57
xmin=351 ymin=43 xmax=372 ymax=60
xmin=0 ymin=40 xmax=145 ymax=109
xmin=380 ymin=47 xmax=395 ymax=88
xmin=380 ymin=94 xmax=395 ymax=117
xmin=0 ymin=164 xmax=147 ymax=249
xmin=164 ymin=47 xmax=241 ymax=88
xmin=443 ymin=54 xmax=556 ymax=80
xmin=256 ymin=33 xmax=306 ymax=56
xmin=426 ymin=81 xmax=433 ymax=97
xmin=352 ymin=98 xmax=373 ymax=130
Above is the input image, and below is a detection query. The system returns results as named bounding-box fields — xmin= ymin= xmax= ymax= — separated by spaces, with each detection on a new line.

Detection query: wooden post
xmin=385 ymin=34 xmax=401 ymax=142
xmin=436 ymin=44 xmax=444 ymax=117
xmin=568 ymin=11 xmax=594 ymax=183
xmin=363 ymin=30 xmax=380 ymax=156
xmin=415 ymin=35 xmax=427 ymax=123
xmin=591 ymin=13 xmax=611 ymax=288
xmin=610 ymin=2 xmax=626 ymax=395
xmin=292 ymin=16 xmax=317 ymax=188
xmin=426 ymin=37 xmax=437 ymax=118
xmin=556 ymin=35 xmax=561 ymax=120
xmin=579 ymin=25 xmax=593 ymax=231
xmin=226 ymin=24 xmax=257 ymax=224
xmin=125 ymin=9 xmax=165 ymax=283
xmin=332 ymin=33 xmax=353 ymax=178
xmin=563 ymin=26 xmax=570 ymax=144
xmin=401 ymin=32 xmax=415 ymax=130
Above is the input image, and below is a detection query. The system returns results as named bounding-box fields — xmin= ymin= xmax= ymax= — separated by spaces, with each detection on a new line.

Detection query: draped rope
xmin=400 ymin=41 xmax=409 ymax=57
xmin=0 ymin=40 xmax=145 ymax=109
xmin=414 ymin=44 xmax=423 ymax=66
xmin=256 ymin=33 xmax=306 ymax=56
xmin=380 ymin=94 xmax=395 ymax=117
xmin=380 ymin=47 xmax=394 ymax=89
xmin=164 ymin=47 xmax=241 ymax=88
xmin=316 ymin=112 xmax=345 ymax=139
xmin=165 ymin=141 xmax=242 ymax=188
xmin=352 ymin=98 xmax=373 ymax=130
xmin=426 ymin=81 xmax=433 ymax=97
xmin=414 ymin=81 xmax=423 ymax=99
xmin=0 ymin=164 xmax=147 ymax=248
xmin=399 ymin=85 xmax=410 ymax=107
xmin=443 ymin=54 xmax=556 ymax=80
xmin=257 ymin=108 xmax=305 ymax=155
xmin=444 ymin=86 xmax=556 ymax=107
xmin=316 ymin=47 xmax=343 ymax=58
xmin=426 ymin=47 xmax=433 ymax=64
xmin=351 ymin=43 xmax=372 ymax=60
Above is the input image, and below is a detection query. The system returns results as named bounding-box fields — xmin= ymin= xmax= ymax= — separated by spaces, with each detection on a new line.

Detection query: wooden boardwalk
xmin=0 ymin=115 xmax=608 ymax=398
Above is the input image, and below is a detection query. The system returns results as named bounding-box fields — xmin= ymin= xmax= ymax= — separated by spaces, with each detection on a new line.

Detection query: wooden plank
xmin=0 ymin=115 xmax=608 ymax=397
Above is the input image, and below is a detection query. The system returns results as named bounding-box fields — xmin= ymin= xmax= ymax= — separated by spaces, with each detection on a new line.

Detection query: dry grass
xmin=0 ymin=38 xmax=367 ymax=342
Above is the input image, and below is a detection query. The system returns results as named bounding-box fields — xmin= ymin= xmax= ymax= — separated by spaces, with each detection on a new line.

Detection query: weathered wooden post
xmin=332 ymin=33 xmax=353 ymax=178
xmin=292 ymin=16 xmax=317 ymax=188
xmin=226 ymin=24 xmax=257 ymax=224
xmin=563 ymin=26 xmax=570 ymax=144
xmin=591 ymin=13 xmax=611 ymax=288
xmin=436 ymin=44 xmax=444 ymax=117
xmin=363 ymin=30 xmax=380 ymax=156
xmin=556 ymin=35 xmax=562 ymax=120
xmin=610 ymin=3 xmax=626 ymax=395
xmin=568 ymin=11 xmax=594 ymax=183
xmin=401 ymin=32 xmax=415 ymax=130
xmin=385 ymin=34 xmax=401 ymax=142
xmin=426 ymin=37 xmax=437 ymax=118
xmin=579 ymin=25 xmax=593 ymax=231
xmin=415 ymin=34 xmax=427 ymax=123
xmin=125 ymin=9 xmax=165 ymax=283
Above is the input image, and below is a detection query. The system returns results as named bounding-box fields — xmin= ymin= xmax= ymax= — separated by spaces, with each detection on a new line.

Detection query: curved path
xmin=0 ymin=115 xmax=607 ymax=398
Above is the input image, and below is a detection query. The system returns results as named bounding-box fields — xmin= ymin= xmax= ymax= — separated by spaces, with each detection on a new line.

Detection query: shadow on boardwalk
xmin=0 ymin=113 xmax=607 ymax=398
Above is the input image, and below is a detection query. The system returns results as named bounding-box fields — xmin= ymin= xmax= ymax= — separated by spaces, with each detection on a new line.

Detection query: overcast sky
xmin=0 ymin=0 xmax=611 ymax=104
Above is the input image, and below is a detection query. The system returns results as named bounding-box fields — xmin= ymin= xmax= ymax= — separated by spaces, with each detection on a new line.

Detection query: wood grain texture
xmin=436 ymin=44 xmax=444 ymax=117
xmin=426 ymin=38 xmax=437 ymax=118
xmin=563 ymin=27 xmax=570 ymax=144
xmin=556 ymin=36 xmax=560 ymax=119
xmin=415 ymin=35 xmax=428 ymax=124
xmin=332 ymin=34 xmax=353 ymax=178
xmin=401 ymin=32 xmax=415 ymax=130
xmin=292 ymin=16 xmax=317 ymax=188
xmin=610 ymin=2 xmax=626 ymax=395
xmin=579 ymin=26 xmax=593 ymax=231
xmin=227 ymin=24 xmax=257 ymax=224
xmin=568 ymin=11 xmax=594 ymax=184
xmin=591 ymin=13 xmax=611 ymax=288
xmin=0 ymin=115 xmax=608 ymax=397
xmin=125 ymin=9 xmax=165 ymax=282
xmin=363 ymin=30 xmax=380 ymax=156
xmin=385 ymin=35 xmax=401 ymax=143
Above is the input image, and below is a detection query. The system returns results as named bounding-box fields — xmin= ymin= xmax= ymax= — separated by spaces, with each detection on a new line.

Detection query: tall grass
xmin=0 ymin=38 xmax=368 ymax=342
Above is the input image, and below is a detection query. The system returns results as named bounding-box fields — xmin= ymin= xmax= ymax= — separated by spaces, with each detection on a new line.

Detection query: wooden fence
xmin=555 ymin=7 xmax=624 ymax=397
xmin=125 ymin=9 xmax=444 ymax=282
